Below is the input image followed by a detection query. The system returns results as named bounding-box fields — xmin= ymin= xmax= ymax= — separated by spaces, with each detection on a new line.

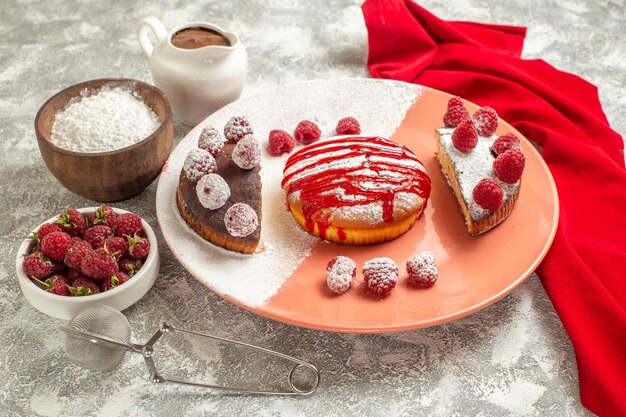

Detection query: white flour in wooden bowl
xmin=50 ymin=86 xmax=160 ymax=153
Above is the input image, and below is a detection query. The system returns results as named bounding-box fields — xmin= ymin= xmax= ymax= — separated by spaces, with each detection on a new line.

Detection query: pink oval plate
xmin=156 ymin=79 xmax=559 ymax=333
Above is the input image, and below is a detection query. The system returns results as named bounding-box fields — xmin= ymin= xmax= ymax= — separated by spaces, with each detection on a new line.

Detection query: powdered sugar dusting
xmin=157 ymin=79 xmax=422 ymax=307
xmin=437 ymin=128 xmax=520 ymax=221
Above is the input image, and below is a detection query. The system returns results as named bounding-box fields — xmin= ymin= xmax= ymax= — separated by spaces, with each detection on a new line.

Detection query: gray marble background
xmin=2 ymin=0 xmax=624 ymax=415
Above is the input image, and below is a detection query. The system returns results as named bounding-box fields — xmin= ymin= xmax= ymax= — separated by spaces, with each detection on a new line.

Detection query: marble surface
xmin=1 ymin=0 xmax=624 ymax=415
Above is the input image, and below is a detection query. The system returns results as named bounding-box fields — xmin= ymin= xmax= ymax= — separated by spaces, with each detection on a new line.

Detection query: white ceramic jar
xmin=137 ymin=17 xmax=248 ymax=126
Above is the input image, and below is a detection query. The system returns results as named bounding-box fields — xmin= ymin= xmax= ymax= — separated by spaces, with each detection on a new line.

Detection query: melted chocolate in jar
xmin=171 ymin=27 xmax=231 ymax=49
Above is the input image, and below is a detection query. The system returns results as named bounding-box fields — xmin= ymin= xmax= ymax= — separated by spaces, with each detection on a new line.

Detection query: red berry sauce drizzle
xmin=281 ymin=137 xmax=431 ymax=240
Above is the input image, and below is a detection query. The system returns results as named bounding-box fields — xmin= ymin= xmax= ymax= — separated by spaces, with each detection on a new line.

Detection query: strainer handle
xmin=137 ymin=323 xmax=321 ymax=396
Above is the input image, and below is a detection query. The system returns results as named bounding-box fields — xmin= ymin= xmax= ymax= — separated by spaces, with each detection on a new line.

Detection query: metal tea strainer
xmin=60 ymin=305 xmax=320 ymax=395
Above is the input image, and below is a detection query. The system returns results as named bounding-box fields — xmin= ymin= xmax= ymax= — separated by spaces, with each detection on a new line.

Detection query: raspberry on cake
xmin=183 ymin=148 xmax=217 ymax=183
xmin=473 ymin=179 xmax=504 ymax=211
xmin=232 ymin=135 xmax=261 ymax=169
xmin=472 ymin=106 xmax=499 ymax=136
xmin=435 ymin=103 xmax=524 ymax=235
xmin=493 ymin=150 xmax=525 ymax=184
xmin=451 ymin=119 xmax=478 ymax=153
xmin=443 ymin=96 xmax=470 ymax=128
xmin=224 ymin=203 xmax=259 ymax=238
xmin=282 ymin=136 xmax=431 ymax=245
xmin=492 ymin=133 xmax=521 ymax=155
xmin=224 ymin=115 xmax=253 ymax=143
xmin=196 ymin=173 xmax=230 ymax=210
xmin=198 ymin=125 xmax=224 ymax=157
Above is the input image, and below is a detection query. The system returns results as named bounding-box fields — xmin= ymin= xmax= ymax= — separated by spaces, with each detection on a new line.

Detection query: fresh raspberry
xmin=127 ymin=233 xmax=151 ymax=261
xmin=55 ymin=209 xmax=86 ymax=236
xmin=224 ymin=115 xmax=253 ymax=143
xmin=443 ymin=105 xmax=470 ymax=128
xmin=183 ymin=148 xmax=217 ymax=183
xmin=70 ymin=277 xmax=101 ymax=296
xmin=448 ymin=96 xmax=464 ymax=108
xmin=64 ymin=240 xmax=93 ymax=270
xmin=102 ymin=236 xmax=129 ymax=260
xmin=80 ymin=248 xmax=119 ymax=281
xmin=198 ymin=125 xmax=225 ymax=157
xmin=88 ymin=205 xmax=116 ymax=229
xmin=30 ymin=223 xmax=62 ymax=244
xmin=326 ymin=256 xmax=356 ymax=294
xmin=119 ymin=257 xmax=142 ymax=277
xmin=267 ymin=130 xmax=296 ymax=156
xmin=102 ymin=272 xmax=130 ymax=292
xmin=22 ymin=251 xmax=53 ymax=279
xmin=472 ymin=106 xmax=499 ymax=136
xmin=493 ymin=150 xmax=525 ymax=184
xmin=335 ymin=117 xmax=361 ymax=135
xmin=294 ymin=120 xmax=321 ymax=145
xmin=363 ymin=257 xmax=399 ymax=298
xmin=70 ymin=236 xmax=82 ymax=245
xmin=196 ymin=174 xmax=230 ymax=210
xmin=473 ymin=179 xmax=504 ymax=211
xmin=33 ymin=274 xmax=71 ymax=296
xmin=115 ymin=213 xmax=143 ymax=238
xmin=492 ymin=133 xmax=521 ymax=156
xmin=67 ymin=269 xmax=83 ymax=282
xmin=51 ymin=261 xmax=67 ymax=275
xmin=224 ymin=203 xmax=259 ymax=237
xmin=40 ymin=231 xmax=72 ymax=262
xmin=83 ymin=225 xmax=113 ymax=249
xmin=406 ymin=251 xmax=438 ymax=287
xmin=443 ymin=96 xmax=469 ymax=127
xmin=451 ymin=119 xmax=478 ymax=153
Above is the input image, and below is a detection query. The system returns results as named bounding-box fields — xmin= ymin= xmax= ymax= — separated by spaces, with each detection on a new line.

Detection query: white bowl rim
xmin=15 ymin=207 xmax=158 ymax=303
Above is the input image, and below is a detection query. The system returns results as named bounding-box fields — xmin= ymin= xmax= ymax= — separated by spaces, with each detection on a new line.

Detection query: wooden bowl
xmin=35 ymin=78 xmax=174 ymax=202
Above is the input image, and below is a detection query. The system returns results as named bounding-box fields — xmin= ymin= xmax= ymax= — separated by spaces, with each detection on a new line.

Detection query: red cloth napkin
xmin=362 ymin=1 xmax=626 ymax=415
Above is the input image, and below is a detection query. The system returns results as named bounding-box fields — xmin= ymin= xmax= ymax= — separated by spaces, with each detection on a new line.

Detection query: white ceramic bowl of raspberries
xmin=15 ymin=206 xmax=159 ymax=320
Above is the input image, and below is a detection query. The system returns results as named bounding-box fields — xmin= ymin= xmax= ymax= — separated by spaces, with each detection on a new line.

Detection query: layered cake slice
xmin=176 ymin=121 xmax=262 ymax=254
xmin=435 ymin=99 xmax=525 ymax=235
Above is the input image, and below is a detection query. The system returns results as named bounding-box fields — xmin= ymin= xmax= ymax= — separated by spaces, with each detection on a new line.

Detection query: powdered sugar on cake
xmin=437 ymin=127 xmax=519 ymax=220
xmin=157 ymin=79 xmax=422 ymax=307
xmin=282 ymin=136 xmax=429 ymax=228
